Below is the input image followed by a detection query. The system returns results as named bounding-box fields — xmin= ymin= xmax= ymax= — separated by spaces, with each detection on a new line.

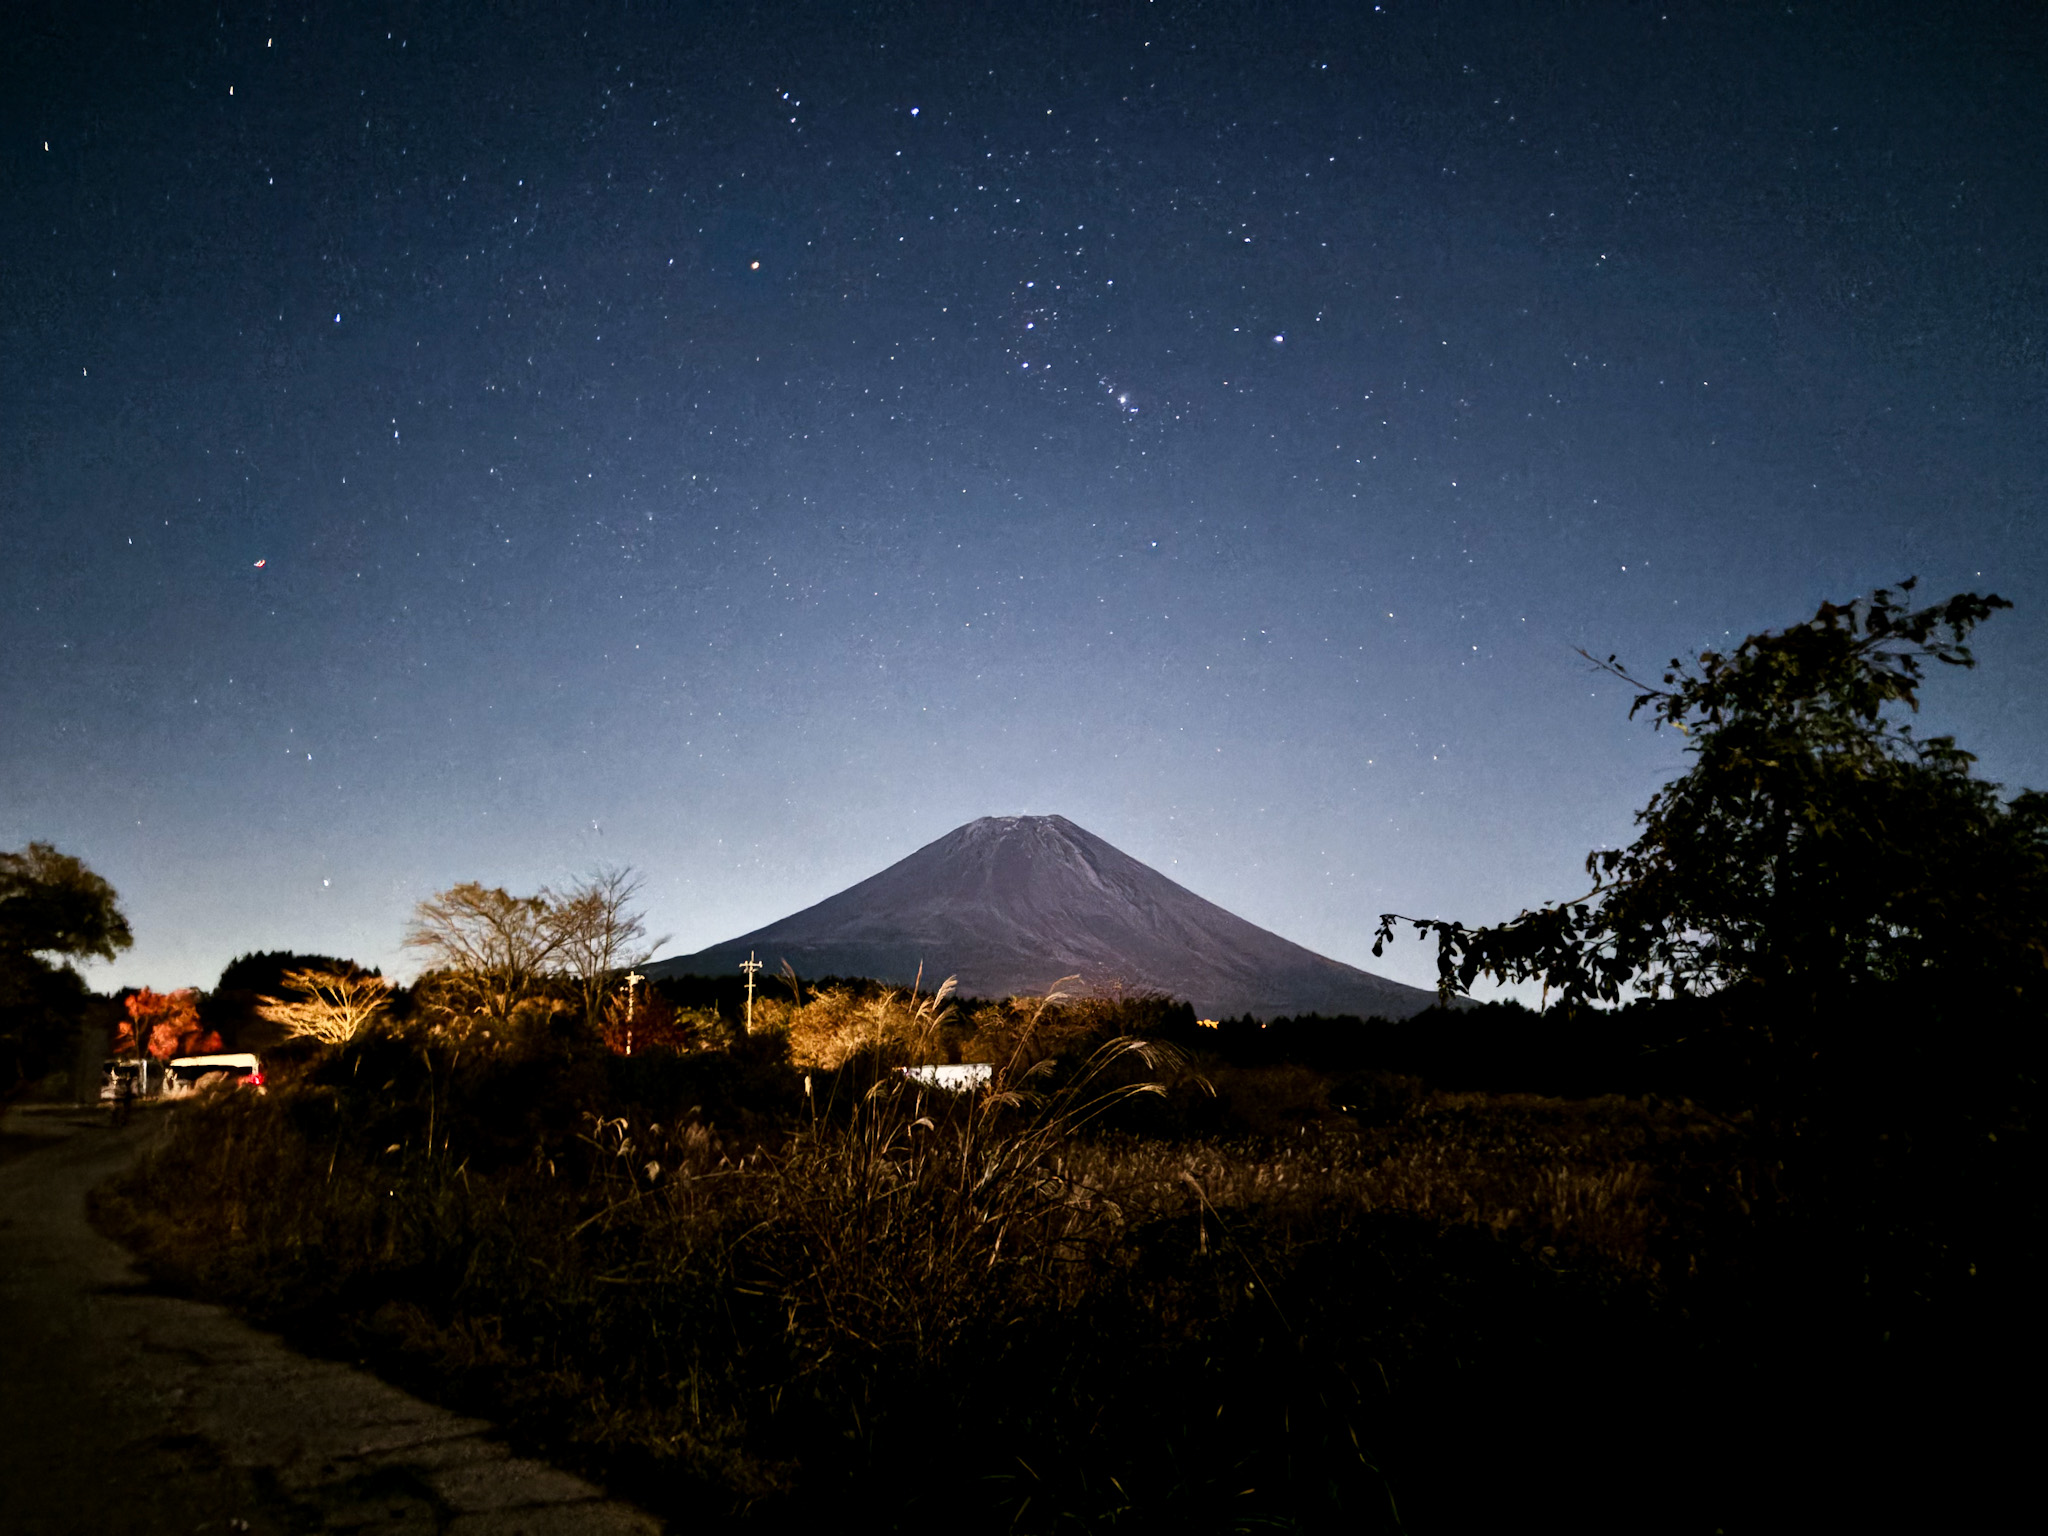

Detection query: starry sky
xmin=5 ymin=1 xmax=2043 ymax=998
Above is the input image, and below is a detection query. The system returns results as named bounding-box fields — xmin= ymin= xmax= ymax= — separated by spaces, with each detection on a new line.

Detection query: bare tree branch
xmin=258 ymin=968 xmax=392 ymax=1044
xmin=549 ymin=865 xmax=668 ymax=1030
xmin=403 ymin=883 xmax=562 ymax=1025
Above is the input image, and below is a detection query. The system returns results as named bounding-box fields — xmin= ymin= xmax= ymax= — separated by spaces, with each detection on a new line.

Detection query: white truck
xmin=162 ymin=1052 xmax=266 ymax=1097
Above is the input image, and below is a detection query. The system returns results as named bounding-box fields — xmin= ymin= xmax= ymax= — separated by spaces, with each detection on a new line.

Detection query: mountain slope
xmin=646 ymin=815 xmax=1443 ymax=1020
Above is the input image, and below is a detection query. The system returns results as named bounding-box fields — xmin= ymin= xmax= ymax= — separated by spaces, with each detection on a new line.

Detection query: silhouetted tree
xmin=0 ymin=842 xmax=132 ymax=1095
xmin=1373 ymin=582 xmax=2045 ymax=1351
xmin=1376 ymin=581 xmax=2046 ymax=1053
xmin=215 ymin=950 xmax=362 ymax=996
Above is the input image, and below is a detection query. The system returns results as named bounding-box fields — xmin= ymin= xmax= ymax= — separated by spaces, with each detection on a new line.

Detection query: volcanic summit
xmin=645 ymin=815 xmax=1443 ymax=1020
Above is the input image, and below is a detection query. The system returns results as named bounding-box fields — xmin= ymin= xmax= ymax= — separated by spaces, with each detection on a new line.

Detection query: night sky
xmin=5 ymin=1 xmax=2043 ymax=998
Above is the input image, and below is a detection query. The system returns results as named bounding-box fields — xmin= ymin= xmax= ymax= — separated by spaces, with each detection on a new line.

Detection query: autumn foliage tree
xmin=598 ymin=985 xmax=703 ymax=1055
xmin=117 ymin=988 xmax=217 ymax=1061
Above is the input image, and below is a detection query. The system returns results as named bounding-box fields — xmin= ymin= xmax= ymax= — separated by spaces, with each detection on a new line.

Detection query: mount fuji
xmin=645 ymin=815 xmax=1444 ymax=1020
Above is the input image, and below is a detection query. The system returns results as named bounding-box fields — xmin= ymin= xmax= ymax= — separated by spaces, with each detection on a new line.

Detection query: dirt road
xmin=0 ymin=1105 xmax=663 ymax=1536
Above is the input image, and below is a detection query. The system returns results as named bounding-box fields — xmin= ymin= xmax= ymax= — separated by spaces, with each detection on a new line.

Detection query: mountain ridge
xmin=646 ymin=814 xmax=1445 ymax=1020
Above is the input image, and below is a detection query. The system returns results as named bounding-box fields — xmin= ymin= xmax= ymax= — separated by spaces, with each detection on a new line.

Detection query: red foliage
xmin=122 ymin=988 xmax=211 ymax=1060
xmin=600 ymin=988 xmax=699 ymax=1056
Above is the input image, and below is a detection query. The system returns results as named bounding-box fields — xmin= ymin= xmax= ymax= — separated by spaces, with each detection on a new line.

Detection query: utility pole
xmin=622 ymin=970 xmax=644 ymax=1056
xmin=741 ymin=953 xmax=762 ymax=1033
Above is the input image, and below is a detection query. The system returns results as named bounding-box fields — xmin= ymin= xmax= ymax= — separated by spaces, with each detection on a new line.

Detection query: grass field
xmin=94 ymin=993 xmax=2025 ymax=1532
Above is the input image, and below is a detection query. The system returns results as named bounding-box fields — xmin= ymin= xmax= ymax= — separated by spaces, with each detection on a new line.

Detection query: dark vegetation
xmin=96 ymin=981 xmax=2031 ymax=1533
xmin=0 ymin=841 xmax=130 ymax=1101
xmin=90 ymin=583 xmax=2041 ymax=1530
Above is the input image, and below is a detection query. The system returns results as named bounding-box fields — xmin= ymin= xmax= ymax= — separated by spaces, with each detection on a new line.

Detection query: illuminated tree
xmin=124 ymin=988 xmax=214 ymax=1061
xmin=257 ymin=967 xmax=392 ymax=1045
xmin=404 ymin=882 xmax=563 ymax=1026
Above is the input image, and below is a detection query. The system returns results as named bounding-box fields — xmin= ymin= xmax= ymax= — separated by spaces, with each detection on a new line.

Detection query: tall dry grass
xmin=96 ymin=1002 xmax=1753 ymax=1529
xmin=579 ymin=983 xmax=1193 ymax=1367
